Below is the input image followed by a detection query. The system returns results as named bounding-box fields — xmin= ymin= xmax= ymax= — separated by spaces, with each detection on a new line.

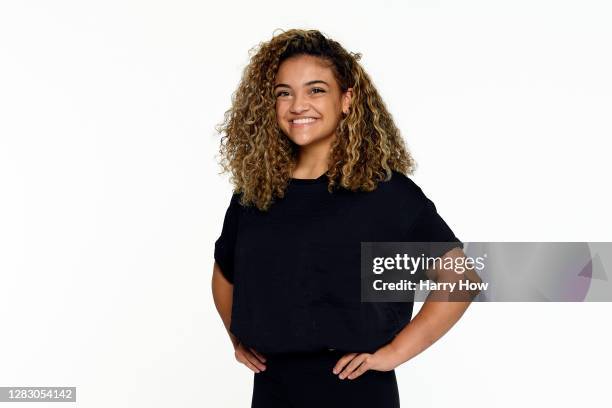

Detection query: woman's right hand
xmin=234 ymin=340 xmax=267 ymax=373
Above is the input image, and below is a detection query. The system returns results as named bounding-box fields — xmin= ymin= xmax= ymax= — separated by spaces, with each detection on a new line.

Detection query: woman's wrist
xmin=376 ymin=341 xmax=407 ymax=370
xmin=229 ymin=332 xmax=240 ymax=350
xmin=385 ymin=335 xmax=423 ymax=368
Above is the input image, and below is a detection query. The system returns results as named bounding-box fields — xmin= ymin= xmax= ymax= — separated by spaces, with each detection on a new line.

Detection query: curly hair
xmin=215 ymin=28 xmax=416 ymax=211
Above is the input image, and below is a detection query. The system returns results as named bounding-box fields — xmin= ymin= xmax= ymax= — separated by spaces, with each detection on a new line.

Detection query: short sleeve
xmin=214 ymin=192 xmax=241 ymax=284
xmin=409 ymin=194 xmax=464 ymax=259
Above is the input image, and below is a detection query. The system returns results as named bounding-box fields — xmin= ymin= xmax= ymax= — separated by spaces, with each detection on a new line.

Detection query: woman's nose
xmin=290 ymin=93 xmax=309 ymax=113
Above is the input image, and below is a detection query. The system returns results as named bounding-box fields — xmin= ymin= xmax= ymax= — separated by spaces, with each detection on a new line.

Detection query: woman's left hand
xmin=332 ymin=343 xmax=401 ymax=380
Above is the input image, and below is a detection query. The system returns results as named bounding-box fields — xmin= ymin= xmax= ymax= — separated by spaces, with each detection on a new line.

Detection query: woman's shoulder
xmin=221 ymin=189 xmax=248 ymax=215
xmin=382 ymin=170 xmax=426 ymax=198
xmin=366 ymin=170 xmax=429 ymax=214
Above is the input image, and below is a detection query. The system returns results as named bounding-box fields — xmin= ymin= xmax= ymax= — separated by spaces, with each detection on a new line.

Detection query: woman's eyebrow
xmin=273 ymin=80 xmax=329 ymax=90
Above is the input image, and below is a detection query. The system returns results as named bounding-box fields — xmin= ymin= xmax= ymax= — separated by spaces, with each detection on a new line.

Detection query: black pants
xmin=251 ymin=348 xmax=400 ymax=408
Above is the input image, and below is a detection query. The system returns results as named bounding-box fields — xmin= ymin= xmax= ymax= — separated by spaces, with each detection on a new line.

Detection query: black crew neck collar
xmin=289 ymin=172 xmax=328 ymax=185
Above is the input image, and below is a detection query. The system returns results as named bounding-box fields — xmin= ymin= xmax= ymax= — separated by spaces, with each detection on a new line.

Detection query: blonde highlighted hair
xmin=215 ymin=28 xmax=416 ymax=211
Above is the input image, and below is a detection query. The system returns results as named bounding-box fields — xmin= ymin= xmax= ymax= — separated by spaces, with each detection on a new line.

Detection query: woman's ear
xmin=342 ymin=88 xmax=353 ymax=115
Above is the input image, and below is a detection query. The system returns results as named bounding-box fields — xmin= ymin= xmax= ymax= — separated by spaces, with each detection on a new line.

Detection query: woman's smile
xmin=290 ymin=117 xmax=319 ymax=128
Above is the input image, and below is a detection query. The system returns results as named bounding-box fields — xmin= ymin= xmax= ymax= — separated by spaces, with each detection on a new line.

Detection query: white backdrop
xmin=1 ymin=1 xmax=611 ymax=407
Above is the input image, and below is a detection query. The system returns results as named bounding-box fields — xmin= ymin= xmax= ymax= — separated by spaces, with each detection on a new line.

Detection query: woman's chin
xmin=287 ymin=133 xmax=334 ymax=148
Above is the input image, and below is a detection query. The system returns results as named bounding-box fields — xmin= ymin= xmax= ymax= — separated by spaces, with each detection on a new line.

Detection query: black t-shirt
xmin=214 ymin=170 xmax=463 ymax=354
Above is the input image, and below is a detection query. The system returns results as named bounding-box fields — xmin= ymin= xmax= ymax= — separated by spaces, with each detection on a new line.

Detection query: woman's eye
xmin=275 ymin=88 xmax=324 ymax=98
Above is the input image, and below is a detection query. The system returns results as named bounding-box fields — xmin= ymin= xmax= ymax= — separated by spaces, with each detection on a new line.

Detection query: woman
xmin=212 ymin=29 xmax=478 ymax=408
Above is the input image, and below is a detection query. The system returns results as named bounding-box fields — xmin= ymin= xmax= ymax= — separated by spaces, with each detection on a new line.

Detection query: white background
xmin=1 ymin=1 xmax=611 ymax=407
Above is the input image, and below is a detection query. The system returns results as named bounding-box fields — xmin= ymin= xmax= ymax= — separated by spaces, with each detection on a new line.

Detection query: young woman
xmin=212 ymin=29 xmax=478 ymax=408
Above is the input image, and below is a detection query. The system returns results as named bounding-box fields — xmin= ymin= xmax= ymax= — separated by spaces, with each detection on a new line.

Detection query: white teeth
xmin=292 ymin=118 xmax=316 ymax=124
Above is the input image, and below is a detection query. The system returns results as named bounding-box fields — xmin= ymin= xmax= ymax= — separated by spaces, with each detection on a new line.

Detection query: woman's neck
xmin=291 ymin=134 xmax=335 ymax=178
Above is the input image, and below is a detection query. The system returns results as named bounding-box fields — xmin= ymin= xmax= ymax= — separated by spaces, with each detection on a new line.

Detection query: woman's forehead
xmin=275 ymin=55 xmax=335 ymax=83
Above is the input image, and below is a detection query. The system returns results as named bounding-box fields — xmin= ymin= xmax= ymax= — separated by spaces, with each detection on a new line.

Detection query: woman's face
xmin=274 ymin=54 xmax=352 ymax=148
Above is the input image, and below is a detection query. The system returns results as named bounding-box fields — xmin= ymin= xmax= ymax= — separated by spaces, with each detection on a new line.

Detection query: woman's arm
xmin=211 ymin=261 xmax=267 ymax=372
xmin=211 ymin=261 xmax=239 ymax=349
xmin=386 ymin=246 xmax=482 ymax=365
xmin=334 ymin=247 xmax=482 ymax=379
